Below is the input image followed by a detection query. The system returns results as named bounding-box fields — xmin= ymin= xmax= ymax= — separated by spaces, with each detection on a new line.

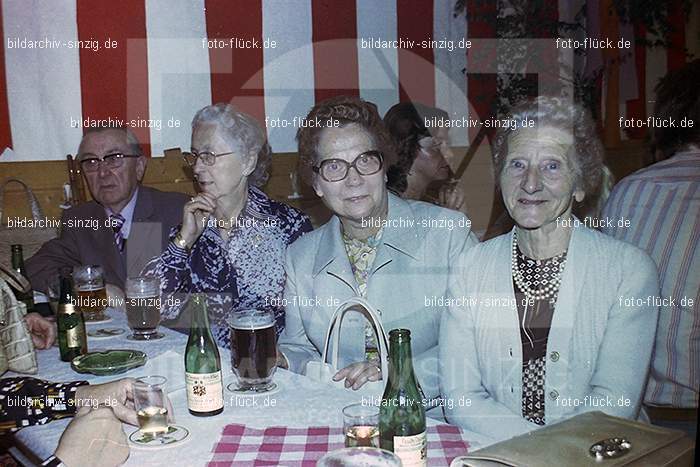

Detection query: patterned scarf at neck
xmin=342 ymin=226 xmax=384 ymax=363
xmin=342 ymin=227 xmax=384 ymax=297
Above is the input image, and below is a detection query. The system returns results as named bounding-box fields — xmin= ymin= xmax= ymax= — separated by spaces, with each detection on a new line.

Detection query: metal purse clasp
xmin=589 ymin=437 xmax=632 ymax=461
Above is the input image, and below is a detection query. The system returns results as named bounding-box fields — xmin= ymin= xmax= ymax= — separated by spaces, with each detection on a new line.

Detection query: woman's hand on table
xmin=333 ymin=362 xmax=382 ymax=390
xmin=23 ymin=312 xmax=56 ymax=349
xmin=55 ymin=407 xmax=129 ymax=467
xmin=75 ymin=378 xmax=138 ymax=426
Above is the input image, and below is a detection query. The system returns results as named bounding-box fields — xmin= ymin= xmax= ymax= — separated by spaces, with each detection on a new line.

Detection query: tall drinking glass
xmin=134 ymin=376 xmax=169 ymax=436
xmin=343 ymin=403 xmax=380 ymax=448
xmin=125 ymin=276 xmax=163 ymax=340
xmin=72 ymin=265 xmax=107 ymax=321
xmin=227 ymin=309 xmax=277 ymax=393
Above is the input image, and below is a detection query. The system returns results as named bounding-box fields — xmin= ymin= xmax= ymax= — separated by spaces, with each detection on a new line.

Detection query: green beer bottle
xmin=56 ymin=273 xmax=87 ymax=362
xmin=11 ymin=245 xmax=35 ymax=312
xmin=379 ymin=329 xmax=427 ymax=466
xmin=185 ymin=294 xmax=224 ymax=416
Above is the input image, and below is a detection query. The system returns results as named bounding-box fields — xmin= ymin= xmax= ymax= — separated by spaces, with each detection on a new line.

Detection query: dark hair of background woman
xmin=651 ymin=58 xmax=700 ymax=161
xmin=383 ymin=102 xmax=449 ymax=194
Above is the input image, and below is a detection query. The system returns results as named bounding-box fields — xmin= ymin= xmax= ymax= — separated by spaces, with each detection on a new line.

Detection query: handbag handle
xmin=0 ymin=262 xmax=31 ymax=294
xmin=0 ymin=276 xmax=21 ymax=326
xmin=0 ymin=177 xmax=46 ymax=222
xmin=319 ymin=296 xmax=389 ymax=377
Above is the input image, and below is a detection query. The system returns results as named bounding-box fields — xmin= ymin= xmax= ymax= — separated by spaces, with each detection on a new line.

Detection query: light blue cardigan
xmin=279 ymin=193 xmax=478 ymax=398
xmin=440 ymin=223 xmax=659 ymax=442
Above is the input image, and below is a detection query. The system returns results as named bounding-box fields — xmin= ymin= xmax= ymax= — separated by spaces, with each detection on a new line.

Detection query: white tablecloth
xmin=11 ymin=310 xmax=491 ymax=466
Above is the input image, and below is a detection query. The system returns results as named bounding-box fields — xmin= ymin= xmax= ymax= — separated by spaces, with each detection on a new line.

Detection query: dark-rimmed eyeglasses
xmin=183 ymin=150 xmax=236 ymax=167
xmin=313 ymin=151 xmax=383 ymax=182
xmin=79 ymin=153 xmax=140 ymax=172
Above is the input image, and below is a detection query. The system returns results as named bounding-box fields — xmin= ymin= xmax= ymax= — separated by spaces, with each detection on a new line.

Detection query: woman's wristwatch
xmin=172 ymin=231 xmax=190 ymax=251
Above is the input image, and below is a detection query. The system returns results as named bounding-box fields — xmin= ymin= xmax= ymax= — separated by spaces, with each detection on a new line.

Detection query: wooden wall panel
xmin=0 ymin=142 xmax=648 ymax=234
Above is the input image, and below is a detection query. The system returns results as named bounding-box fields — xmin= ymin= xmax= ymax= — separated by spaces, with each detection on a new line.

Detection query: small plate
xmin=129 ymin=425 xmax=189 ymax=448
xmin=71 ymin=349 xmax=147 ymax=375
xmin=87 ymin=327 xmax=126 ymax=338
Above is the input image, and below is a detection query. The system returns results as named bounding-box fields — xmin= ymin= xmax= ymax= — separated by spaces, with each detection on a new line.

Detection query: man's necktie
xmin=110 ymin=213 xmax=125 ymax=252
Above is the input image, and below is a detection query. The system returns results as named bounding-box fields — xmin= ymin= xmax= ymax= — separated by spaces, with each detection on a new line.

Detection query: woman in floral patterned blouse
xmin=143 ymin=103 xmax=312 ymax=349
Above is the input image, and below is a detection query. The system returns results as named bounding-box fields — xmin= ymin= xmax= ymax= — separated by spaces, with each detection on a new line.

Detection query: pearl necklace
xmin=511 ymin=231 xmax=567 ymax=303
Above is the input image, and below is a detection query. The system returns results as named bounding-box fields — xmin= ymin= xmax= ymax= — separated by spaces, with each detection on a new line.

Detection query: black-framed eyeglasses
xmin=183 ymin=150 xmax=236 ymax=167
xmin=79 ymin=153 xmax=140 ymax=172
xmin=313 ymin=150 xmax=384 ymax=182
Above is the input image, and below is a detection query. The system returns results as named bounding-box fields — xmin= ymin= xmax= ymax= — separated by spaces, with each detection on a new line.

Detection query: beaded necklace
xmin=511 ymin=230 xmax=568 ymax=304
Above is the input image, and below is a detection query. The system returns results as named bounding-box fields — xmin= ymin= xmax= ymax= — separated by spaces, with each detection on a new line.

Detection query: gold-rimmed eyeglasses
xmin=183 ymin=150 xmax=236 ymax=167
xmin=313 ymin=150 xmax=383 ymax=182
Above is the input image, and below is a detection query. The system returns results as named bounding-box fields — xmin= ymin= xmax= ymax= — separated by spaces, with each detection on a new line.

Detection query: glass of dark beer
xmin=125 ymin=276 xmax=164 ymax=340
xmin=72 ymin=265 xmax=108 ymax=321
xmin=227 ymin=309 xmax=277 ymax=393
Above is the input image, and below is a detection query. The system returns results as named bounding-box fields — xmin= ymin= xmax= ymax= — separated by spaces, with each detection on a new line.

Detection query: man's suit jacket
xmin=26 ymin=186 xmax=187 ymax=292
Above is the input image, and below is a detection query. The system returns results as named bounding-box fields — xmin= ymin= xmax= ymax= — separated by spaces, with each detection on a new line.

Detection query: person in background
xmin=1 ymin=377 xmax=135 ymax=466
xmin=142 ymin=103 xmax=312 ymax=349
xmin=384 ymin=102 xmax=467 ymax=213
xmin=441 ymin=96 xmax=659 ymax=442
xmin=26 ymin=125 xmax=187 ymax=299
xmin=279 ymin=96 xmax=478 ymax=397
xmin=601 ymin=59 xmax=700 ymax=437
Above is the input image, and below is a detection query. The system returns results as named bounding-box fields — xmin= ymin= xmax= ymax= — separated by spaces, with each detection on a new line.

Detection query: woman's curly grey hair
xmin=491 ymin=96 xmax=603 ymax=197
xmin=296 ymin=95 xmax=396 ymax=186
xmin=191 ymin=103 xmax=271 ymax=187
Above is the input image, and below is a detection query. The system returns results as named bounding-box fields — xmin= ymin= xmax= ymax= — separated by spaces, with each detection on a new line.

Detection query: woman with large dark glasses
xmin=278 ymin=96 xmax=478 ymax=396
xmin=142 ymin=103 xmax=312 ymax=349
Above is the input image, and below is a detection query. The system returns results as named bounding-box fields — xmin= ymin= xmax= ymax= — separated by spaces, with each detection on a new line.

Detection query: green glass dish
xmin=71 ymin=350 xmax=147 ymax=375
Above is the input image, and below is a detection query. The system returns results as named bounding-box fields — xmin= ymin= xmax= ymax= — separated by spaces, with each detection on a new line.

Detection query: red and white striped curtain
xmin=0 ymin=0 xmax=694 ymax=161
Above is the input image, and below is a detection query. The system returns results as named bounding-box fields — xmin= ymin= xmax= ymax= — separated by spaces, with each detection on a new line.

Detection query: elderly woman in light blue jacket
xmin=279 ymin=96 xmax=478 ymax=398
xmin=440 ymin=96 xmax=659 ymax=442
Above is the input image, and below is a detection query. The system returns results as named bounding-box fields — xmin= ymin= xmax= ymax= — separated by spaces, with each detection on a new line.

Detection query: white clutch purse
xmin=304 ymin=296 xmax=389 ymax=398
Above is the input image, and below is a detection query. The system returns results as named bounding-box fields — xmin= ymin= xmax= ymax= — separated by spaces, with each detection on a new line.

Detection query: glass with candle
xmin=343 ymin=403 xmax=380 ymax=448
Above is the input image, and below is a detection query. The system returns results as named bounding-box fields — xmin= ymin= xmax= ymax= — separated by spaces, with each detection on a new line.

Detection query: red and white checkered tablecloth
xmin=207 ymin=423 xmax=470 ymax=466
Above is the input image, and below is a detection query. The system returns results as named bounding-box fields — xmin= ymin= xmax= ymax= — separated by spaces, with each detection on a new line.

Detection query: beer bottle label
xmin=393 ymin=431 xmax=427 ymax=467
xmin=186 ymin=371 xmax=223 ymax=412
xmin=65 ymin=325 xmax=83 ymax=348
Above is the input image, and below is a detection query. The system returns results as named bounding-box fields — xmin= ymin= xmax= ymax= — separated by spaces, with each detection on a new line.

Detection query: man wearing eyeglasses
xmin=26 ymin=125 xmax=187 ymax=297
